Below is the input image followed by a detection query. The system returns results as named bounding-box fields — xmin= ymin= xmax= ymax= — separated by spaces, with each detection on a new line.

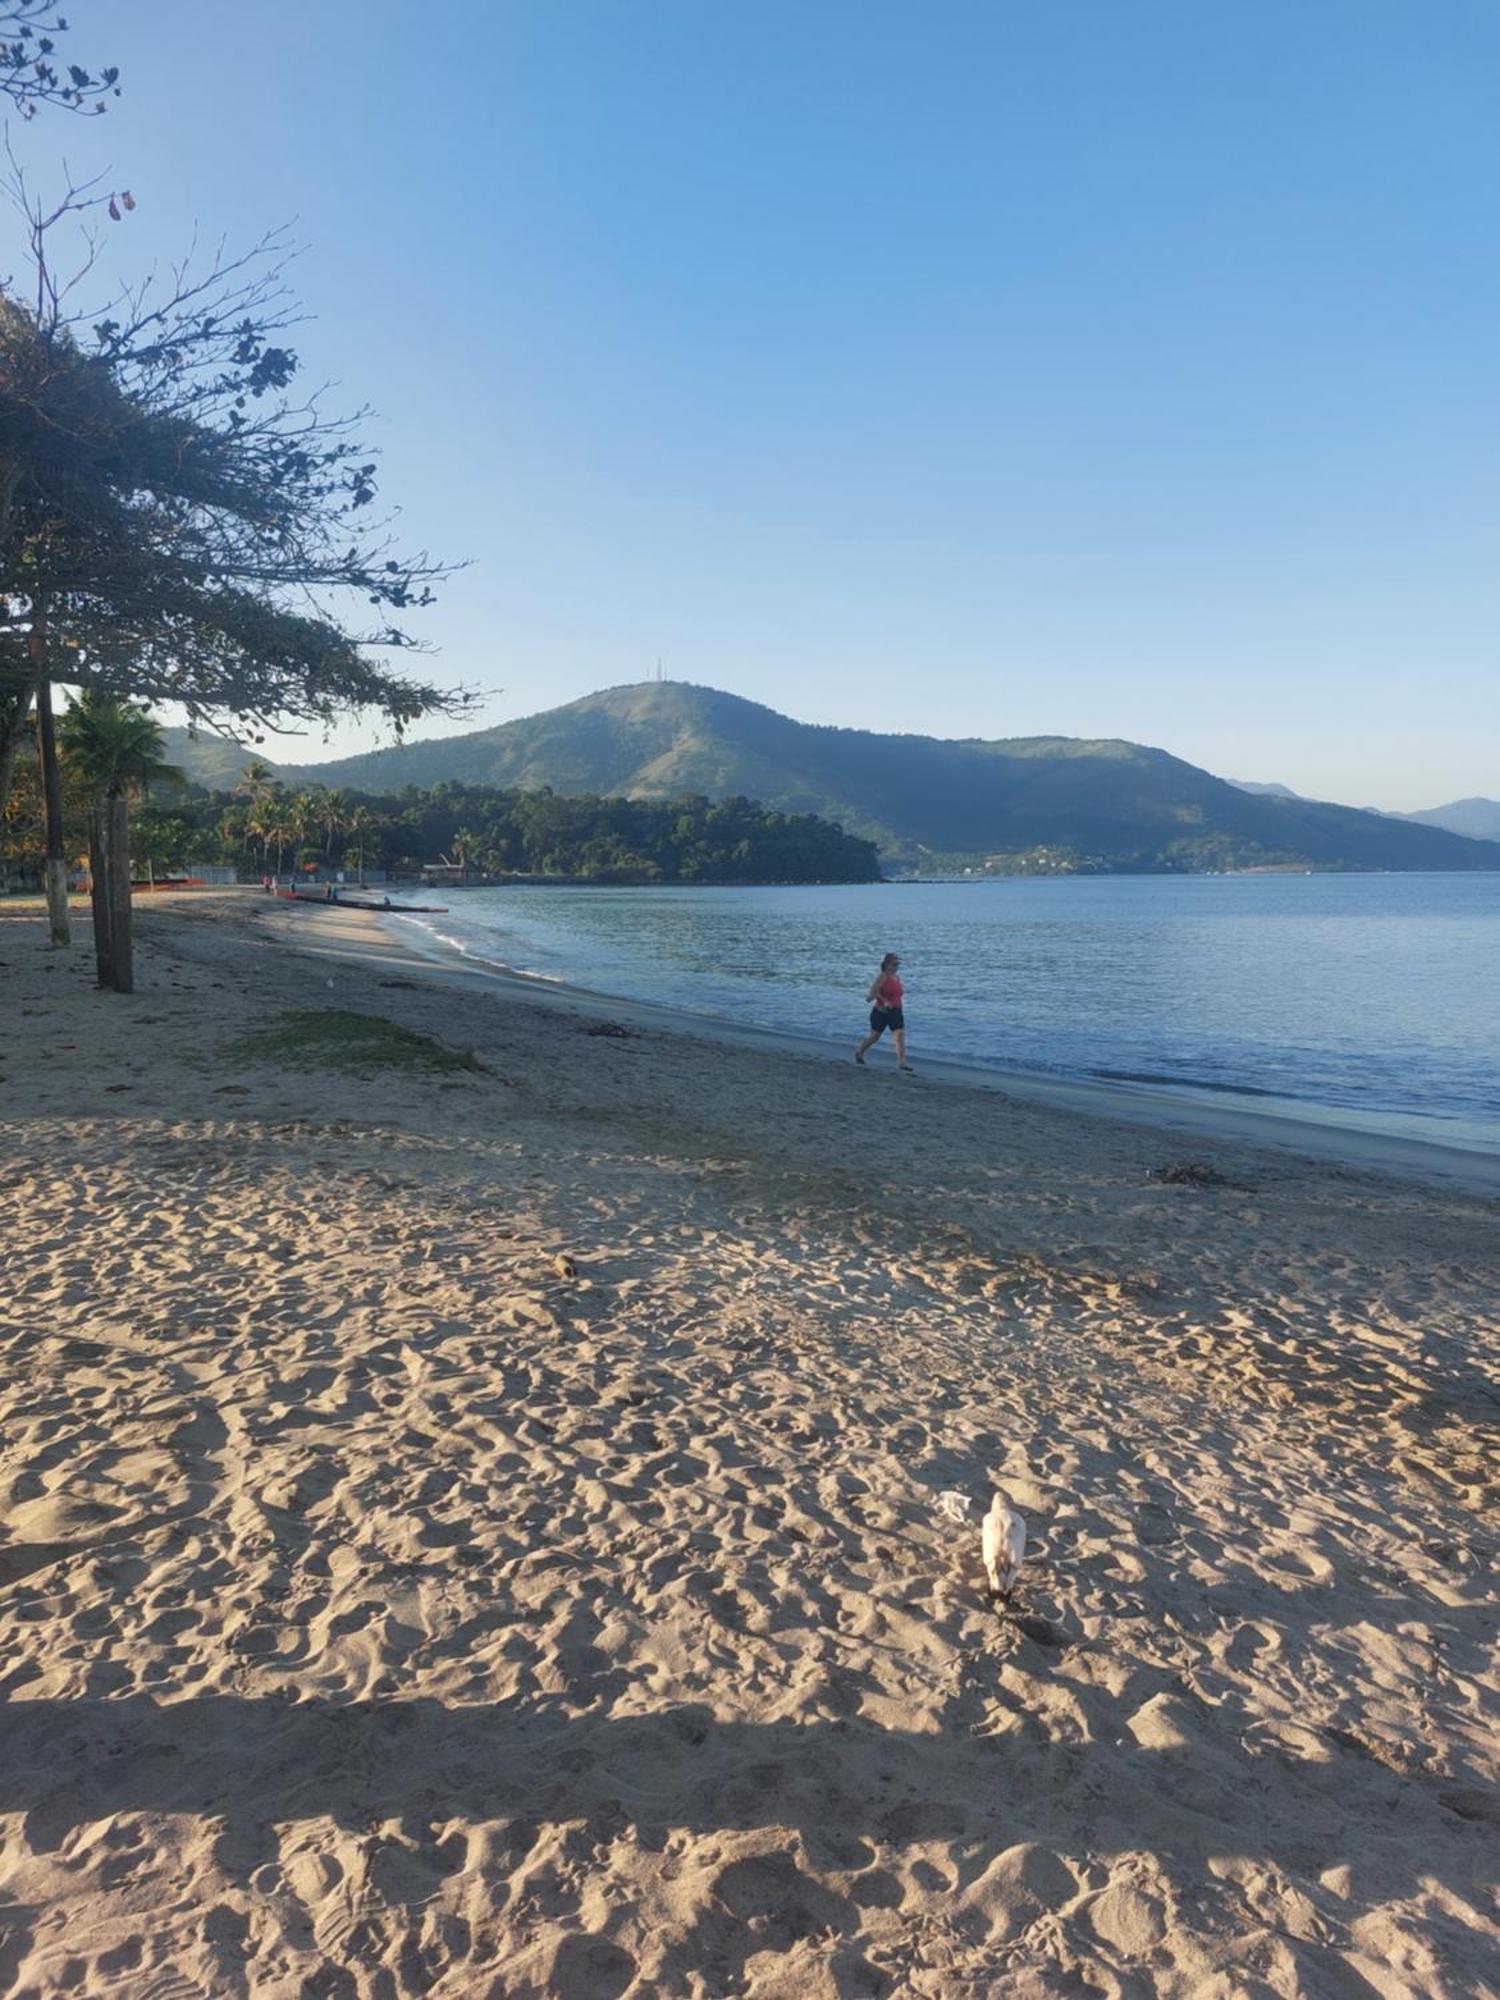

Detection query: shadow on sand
xmin=1 ymin=1685 xmax=1488 ymax=1913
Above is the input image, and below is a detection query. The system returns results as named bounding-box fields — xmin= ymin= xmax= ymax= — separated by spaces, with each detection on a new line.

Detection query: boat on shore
xmin=274 ymin=889 xmax=450 ymax=913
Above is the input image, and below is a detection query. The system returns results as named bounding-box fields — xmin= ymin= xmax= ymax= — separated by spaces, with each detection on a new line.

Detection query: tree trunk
xmin=87 ymin=806 xmax=112 ymax=987
xmin=35 ymin=678 xmax=70 ymax=948
xmin=105 ymin=790 xmax=134 ymax=993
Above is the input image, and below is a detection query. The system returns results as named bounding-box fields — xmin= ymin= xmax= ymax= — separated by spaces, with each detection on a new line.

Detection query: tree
xmin=214 ymin=798 xmax=251 ymax=868
xmin=232 ymin=759 xmax=278 ymax=873
xmin=284 ymin=790 xmax=318 ymax=877
xmin=324 ymin=786 xmax=353 ymax=866
xmin=246 ymin=791 xmax=296 ymax=880
xmin=131 ymin=806 xmax=188 ymax=885
xmin=1 ymin=4 xmax=120 ymax=119
xmin=233 ymin=757 xmax=279 ymax=809
xmin=451 ymin=826 xmax=483 ymax=881
xmin=304 ymin=783 xmax=351 ymax=867
xmin=3 ymin=764 xmax=886 ymax=895
xmin=1 ymin=174 xmax=471 ymax=948
xmin=0 ymin=199 xmax=466 ymax=735
xmin=344 ymin=802 xmax=380 ymax=885
xmin=58 ymin=691 xmax=179 ymax=991
xmin=0 ymin=697 xmax=85 ymax=887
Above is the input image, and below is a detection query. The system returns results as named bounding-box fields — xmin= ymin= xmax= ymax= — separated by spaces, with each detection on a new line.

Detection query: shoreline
xmin=300 ymin=897 xmax=1500 ymax=1193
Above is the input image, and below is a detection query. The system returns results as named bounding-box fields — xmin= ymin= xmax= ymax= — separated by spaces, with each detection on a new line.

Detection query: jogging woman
xmin=855 ymin=952 xmax=914 ymax=1070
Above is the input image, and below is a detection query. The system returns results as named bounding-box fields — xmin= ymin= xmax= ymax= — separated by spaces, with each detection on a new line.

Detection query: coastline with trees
xmin=0 ymin=734 xmax=883 ymax=890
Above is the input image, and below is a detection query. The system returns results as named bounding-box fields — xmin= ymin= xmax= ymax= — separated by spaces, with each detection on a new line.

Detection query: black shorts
xmin=869 ymin=1005 xmax=904 ymax=1033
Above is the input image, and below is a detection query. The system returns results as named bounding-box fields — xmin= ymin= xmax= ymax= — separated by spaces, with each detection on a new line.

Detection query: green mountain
xmin=160 ymin=726 xmax=284 ymax=793
xmin=164 ymin=683 xmax=1500 ymax=873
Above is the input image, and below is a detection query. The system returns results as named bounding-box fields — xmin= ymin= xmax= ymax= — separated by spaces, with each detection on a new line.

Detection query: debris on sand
xmin=1150 ymin=1159 xmax=1226 ymax=1188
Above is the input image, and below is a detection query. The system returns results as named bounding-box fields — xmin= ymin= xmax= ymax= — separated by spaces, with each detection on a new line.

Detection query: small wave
xmin=382 ymin=911 xmax=570 ymax=984
xmin=1090 ymin=1067 xmax=1283 ymax=1099
xmin=371 ymin=882 xmax=1499 ymax=1147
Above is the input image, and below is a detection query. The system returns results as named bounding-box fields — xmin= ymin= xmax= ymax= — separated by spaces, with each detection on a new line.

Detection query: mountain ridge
xmin=1402 ymin=796 xmax=1500 ymax=842
xmin=1229 ymin=777 xmax=1500 ymax=843
xmin=162 ymin=682 xmax=1500 ymax=873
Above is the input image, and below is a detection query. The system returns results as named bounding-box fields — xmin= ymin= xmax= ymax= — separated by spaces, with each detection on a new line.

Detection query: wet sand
xmin=363 ymin=899 xmax=1500 ymax=1194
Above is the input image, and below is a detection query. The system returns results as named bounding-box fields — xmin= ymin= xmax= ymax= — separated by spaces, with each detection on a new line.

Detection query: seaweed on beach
xmin=224 ymin=1009 xmax=477 ymax=1080
xmin=585 ymin=1020 xmax=635 ymax=1039
xmin=1149 ymin=1159 xmax=1227 ymax=1188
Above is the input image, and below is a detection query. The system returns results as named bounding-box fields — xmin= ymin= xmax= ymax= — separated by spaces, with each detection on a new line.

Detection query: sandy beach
xmin=1 ymin=890 xmax=1496 ymax=1998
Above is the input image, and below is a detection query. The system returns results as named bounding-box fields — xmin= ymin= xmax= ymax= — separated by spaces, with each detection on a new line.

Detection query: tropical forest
xmin=0 ymin=719 xmax=882 ymax=891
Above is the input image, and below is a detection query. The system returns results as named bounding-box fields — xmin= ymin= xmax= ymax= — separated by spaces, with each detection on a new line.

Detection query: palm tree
xmin=269 ymin=797 xmax=303 ymax=881
xmin=59 ymin=693 xmax=182 ymax=992
xmin=304 ymin=786 xmax=332 ymax=864
xmin=236 ymin=759 xmax=282 ymax=878
xmin=216 ymin=801 xmax=251 ymax=868
xmin=344 ymin=803 xmax=380 ymax=885
xmin=451 ymin=827 xmax=483 ymax=882
xmin=244 ymin=794 xmax=279 ymax=876
xmin=324 ymin=787 xmax=354 ymax=868
xmin=234 ymin=756 xmax=279 ymax=809
xmin=284 ymin=789 xmax=318 ymax=880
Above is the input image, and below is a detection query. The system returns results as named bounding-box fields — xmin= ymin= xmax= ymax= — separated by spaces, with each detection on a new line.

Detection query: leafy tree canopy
xmin=0 ymin=178 xmax=470 ymax=767
xmin=1 ymin=764 xmax=884 ymax=888
xmin=57 ymin=688 xmax=180 ymax=799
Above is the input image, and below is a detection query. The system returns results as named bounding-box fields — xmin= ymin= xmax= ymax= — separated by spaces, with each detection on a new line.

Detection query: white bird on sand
xmin=982 ymin=1491 xmax=1027 ymax=1601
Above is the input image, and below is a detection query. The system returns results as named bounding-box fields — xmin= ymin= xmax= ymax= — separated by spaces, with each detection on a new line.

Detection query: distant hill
xmin=1229 ymin=774 xmax=1500 ymax=845
xmin=1227 ymin=779 xmax=1304 ymax=799
xmin=1401 ymin=797 xmax=1500 ymax=842
xmin=160 ymin=727 xmax=284 ymax=792
xmin=165 ymin=684 xmax=1500 ymax=873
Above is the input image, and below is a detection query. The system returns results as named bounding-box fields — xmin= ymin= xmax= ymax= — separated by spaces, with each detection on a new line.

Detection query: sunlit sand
xmin=1 ymin=894 xmax=1495 ymax=1996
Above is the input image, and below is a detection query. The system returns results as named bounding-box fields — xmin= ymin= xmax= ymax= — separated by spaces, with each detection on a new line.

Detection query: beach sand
xmin=1 ymin=891 xmax=1496 ymax=1998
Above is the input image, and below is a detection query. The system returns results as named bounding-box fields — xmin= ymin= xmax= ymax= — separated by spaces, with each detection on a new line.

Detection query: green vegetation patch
xmin=226 ymin=1008 xmax=475 ymax=1079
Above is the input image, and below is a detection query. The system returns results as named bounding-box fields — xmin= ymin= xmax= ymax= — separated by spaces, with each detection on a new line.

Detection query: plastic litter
xmin=935 ymin=1490 xmax=972 ymax=1524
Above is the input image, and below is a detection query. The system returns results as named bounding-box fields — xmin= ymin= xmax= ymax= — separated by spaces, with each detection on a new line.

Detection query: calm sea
xmin=391 ymin=875 xmax=1500 ymax=1153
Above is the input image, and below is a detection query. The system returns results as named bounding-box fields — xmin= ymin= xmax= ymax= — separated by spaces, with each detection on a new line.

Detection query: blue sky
xmin=19 ymin=0 xmax=1500 ymax=807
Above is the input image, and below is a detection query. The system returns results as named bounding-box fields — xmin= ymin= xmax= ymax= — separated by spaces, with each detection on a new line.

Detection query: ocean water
xmin=388 ymin=874 xmax=1500 ymax=1153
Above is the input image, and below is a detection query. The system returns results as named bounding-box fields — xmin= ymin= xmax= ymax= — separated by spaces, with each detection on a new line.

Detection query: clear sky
xmin=16 ymin=1 xmax=1500 ymax=808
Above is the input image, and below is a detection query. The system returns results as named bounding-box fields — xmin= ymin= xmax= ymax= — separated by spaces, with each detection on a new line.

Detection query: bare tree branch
xmin=0 ymin=3 xmax=120 ymax=119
